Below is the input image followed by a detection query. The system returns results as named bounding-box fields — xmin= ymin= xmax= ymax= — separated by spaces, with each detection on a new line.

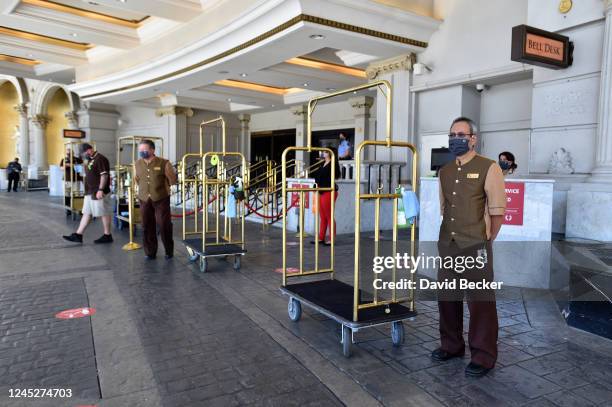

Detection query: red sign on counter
xmin=503 ymin=182 xmax=525 ymax=225
xmin=290 ymin=183 xmax=310 ymax=209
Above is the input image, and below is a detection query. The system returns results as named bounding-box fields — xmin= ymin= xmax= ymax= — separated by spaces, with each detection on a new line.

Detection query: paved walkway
xmin=0 ymin=191 xmax=611 ymax=407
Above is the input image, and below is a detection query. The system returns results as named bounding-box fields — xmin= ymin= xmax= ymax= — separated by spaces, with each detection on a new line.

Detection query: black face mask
xmin=499 ymin=161 xmax=512 ymax=170
xmin=448 ymin=138 xmax=470 ymax=156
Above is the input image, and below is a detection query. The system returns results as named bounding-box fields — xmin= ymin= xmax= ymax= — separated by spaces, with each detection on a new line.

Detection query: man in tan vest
xmin=430 ymin=117 xmax=506 ymax=377
xmin=134 ymin=140 xmax=177 ymax=259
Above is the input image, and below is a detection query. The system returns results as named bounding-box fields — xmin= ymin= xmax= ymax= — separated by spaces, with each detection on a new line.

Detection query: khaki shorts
xmin=82 ymin=194 xmax=112 ymax=217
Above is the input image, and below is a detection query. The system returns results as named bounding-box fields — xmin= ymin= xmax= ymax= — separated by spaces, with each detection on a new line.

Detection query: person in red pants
xmin=311 ymin=147 xmax=340 ymax=246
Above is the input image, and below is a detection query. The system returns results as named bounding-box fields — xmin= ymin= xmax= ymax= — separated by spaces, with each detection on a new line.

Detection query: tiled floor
xmin=0 ymin=191 xmax=611 ymax=407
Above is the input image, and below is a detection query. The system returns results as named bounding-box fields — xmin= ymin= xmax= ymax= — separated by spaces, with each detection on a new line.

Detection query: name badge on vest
xmin=467 ymin=173 xmax=479 ymax=179
xmin=154 ymin=167 xmax=161 ymax=171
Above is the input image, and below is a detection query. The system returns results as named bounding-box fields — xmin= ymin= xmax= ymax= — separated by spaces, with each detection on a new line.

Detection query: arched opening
xmin=0 ymin=81 xmax=20 ymax=167
xmin=45 ymin=89 xmax=71 ymax=166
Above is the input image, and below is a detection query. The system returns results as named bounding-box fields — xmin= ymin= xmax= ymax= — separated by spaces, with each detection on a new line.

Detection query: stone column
xmin=155 ymin=106 xmax=193 ymax=163
xmin=349 ymin=95 xmax=374 ymax=160
xmin=238 ymin=114 xmax=251 ymax=161
xmin=366 ymin=54 xmax=415 ymax=176
xmin=14 ymin=104 xmax=29 ymax=166
xmin=589 ymin=0 xmax=612 ymax=183
xmin=290 ymin=104 xmax=309 ymax=166
xmin=31 ymin=114 xmax=50 ymax=173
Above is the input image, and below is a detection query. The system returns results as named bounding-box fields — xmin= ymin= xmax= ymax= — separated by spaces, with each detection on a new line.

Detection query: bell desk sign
xmin=511 ymin=25 xmax=573 ymax=69
xmin=503 ymin=182 xmax=525 ymax=226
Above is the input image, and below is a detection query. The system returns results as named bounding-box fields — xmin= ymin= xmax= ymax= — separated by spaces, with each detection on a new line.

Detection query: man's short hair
xmin=80 ymin=143 xmax=93 ymax=153
xmin=450 ymin=117 xmax=479 ymax=135
xmin=139 ymin=139 xmax=156 ymax=150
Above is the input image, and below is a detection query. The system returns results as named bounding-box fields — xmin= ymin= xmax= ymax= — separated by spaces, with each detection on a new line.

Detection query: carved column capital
xmin=14 ymin=103 xmax=28 ymax=118
xmin=155 ymin=106 xmax=194 ymax=117
xmin=31 ymin=114 xmax=51 ymax=129
xmin=349 ymin=96 xmax=374 ymax=113
xmin=238 ymin=113 xmax=251 ymax=125
xmin=366 ymin=53 xmax=416 ymax=80
xmin=64 ymin=111 xmax=79 ymax=127
xmin=290 ymin=105 xmax=308 ymax=117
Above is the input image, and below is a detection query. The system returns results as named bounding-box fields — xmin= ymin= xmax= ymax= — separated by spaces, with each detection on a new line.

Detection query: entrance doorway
xmin=251 ymin=129 xmax=296 ymax=164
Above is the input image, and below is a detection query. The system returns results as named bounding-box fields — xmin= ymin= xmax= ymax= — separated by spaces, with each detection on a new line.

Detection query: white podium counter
xmin=419 ymin=177 xmax=556 ymax=289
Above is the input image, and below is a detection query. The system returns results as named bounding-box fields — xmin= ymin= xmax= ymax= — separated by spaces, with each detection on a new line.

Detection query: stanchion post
xmin=122 ymin=169 xmax=141 ymax=251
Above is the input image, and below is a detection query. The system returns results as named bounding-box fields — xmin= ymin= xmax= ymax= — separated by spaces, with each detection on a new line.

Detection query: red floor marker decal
xmin=56 ymin=307 xmax=96 ymax=319
xmin=274 ymin=267 xmax=299 ymax=274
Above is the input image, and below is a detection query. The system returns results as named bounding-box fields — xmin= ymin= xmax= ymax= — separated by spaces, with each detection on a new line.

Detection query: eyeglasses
xmin=448 ymin=133 xmax=474 ymax=139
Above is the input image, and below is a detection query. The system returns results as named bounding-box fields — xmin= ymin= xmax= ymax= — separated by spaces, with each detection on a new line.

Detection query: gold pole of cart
xmin=122 ymin=166 xmax=141 ymax=251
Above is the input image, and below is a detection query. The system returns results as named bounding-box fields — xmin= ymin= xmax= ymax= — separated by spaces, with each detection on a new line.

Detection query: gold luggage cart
xmin=279 ymin=81 xmax=418 ymax=357
xmin=62 ymin=141 xmax=92 ymax=220
xmin=182 ymin=116 xmax=248 ymax=272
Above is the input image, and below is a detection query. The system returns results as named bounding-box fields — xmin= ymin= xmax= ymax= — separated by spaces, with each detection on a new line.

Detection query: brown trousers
xmin=140 ymin=196 xmax=173 ymax=257
xmin=437 ymin=240 xmax=498 ymax=369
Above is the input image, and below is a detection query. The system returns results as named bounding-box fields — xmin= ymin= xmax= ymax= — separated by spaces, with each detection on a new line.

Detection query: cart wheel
xmin=288 ymin=298 xmax=302 ymax=322
xmin=186 ymin=247 xmax=198 ymax=262
xmin=233 ymin=255 xmax=241 ymax=271
xmin=391 ymin=321 xmax=404 ymax=347
xmin=342 ymin=325 xmax=352 ymax=357
xmin=199 ymin=257 xmax=208 ymax=273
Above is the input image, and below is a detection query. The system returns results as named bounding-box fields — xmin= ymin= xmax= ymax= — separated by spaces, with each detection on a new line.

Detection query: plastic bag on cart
xmin=401 ymin=188 xmax=419 ymax=225
xmin=227 ymin=186 xmax=237 ymax=218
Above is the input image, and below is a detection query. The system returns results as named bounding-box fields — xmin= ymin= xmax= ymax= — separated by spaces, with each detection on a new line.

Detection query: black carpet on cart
xmin=284 ymin=279 xmax=416 ymax=325
xmin=183 ymin=237 xmax=246 ymax=256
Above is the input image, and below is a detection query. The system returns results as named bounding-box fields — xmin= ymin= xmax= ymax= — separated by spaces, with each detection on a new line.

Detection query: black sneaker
xmin=145 ymin=255 xmax=156 ymax=260
xmin=165 ymin=254 xmax=173 ymax=260
xmin=62 ymin=233 xmax=83 ymax=243
xmin=94 ymin=234 xmax=113 ymax=244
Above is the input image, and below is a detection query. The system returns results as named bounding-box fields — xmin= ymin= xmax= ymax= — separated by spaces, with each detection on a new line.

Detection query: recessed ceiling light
xmin=271 ymin=104 xmax=275 ymax=107
xmin=309 ymin=34 xmax=325 ymax=40
xmin=27 ymin=53 xmax=33 ymax=58
xmin=303 ymin=83 xmax=309 ymax=87
xmin=326 ymin=87 xmax=336 ymax=91
xmin=353 ymin=91 xmax=357 ymax=94
xmin=239 ymin=73 xmax=248 ymax=77
xmin=175 ymin=90 xmax=179 ymax=95
xmin=70 ymin=33 xmax=78 ymax=37
xmin=227 ymin=98 xmax=232 ymax=102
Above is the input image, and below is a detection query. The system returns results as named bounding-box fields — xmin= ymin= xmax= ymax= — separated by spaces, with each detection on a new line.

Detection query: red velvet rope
xmin=170 ymin=195 xmax=217 ymax=218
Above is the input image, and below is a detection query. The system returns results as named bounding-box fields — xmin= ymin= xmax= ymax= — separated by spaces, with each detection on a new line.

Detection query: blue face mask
xmin=499 ymin=160 xmax=512 ymax=170
xmin=448 ymin=138 xmax=470 ymax=157
xmin=139 ymin=151 xmax=151 ymax=159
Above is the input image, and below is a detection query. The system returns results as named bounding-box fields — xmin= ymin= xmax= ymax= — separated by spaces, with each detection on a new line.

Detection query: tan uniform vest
xmin=438 ymin=154 xmax=494 ymax=245
xmin=135 ymin=156 xmax=171 ymax=202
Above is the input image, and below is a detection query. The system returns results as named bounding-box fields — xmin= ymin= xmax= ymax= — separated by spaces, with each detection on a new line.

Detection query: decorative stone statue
xmin=11 ymin=125 xmax=20 ymax=157
xmin=548 ymin=147 xmax=574 ymax=174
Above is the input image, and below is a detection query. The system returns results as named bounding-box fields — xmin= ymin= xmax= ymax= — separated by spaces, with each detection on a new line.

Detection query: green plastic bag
xmin=396 ymin=186 xmax=408 ymax=229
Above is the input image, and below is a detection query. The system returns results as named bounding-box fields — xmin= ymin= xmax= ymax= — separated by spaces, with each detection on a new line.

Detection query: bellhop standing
xmin=431 ymin=117 xmax=506 ymax=377
xmin=134 ymin=140 xmax=178 ymax=259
